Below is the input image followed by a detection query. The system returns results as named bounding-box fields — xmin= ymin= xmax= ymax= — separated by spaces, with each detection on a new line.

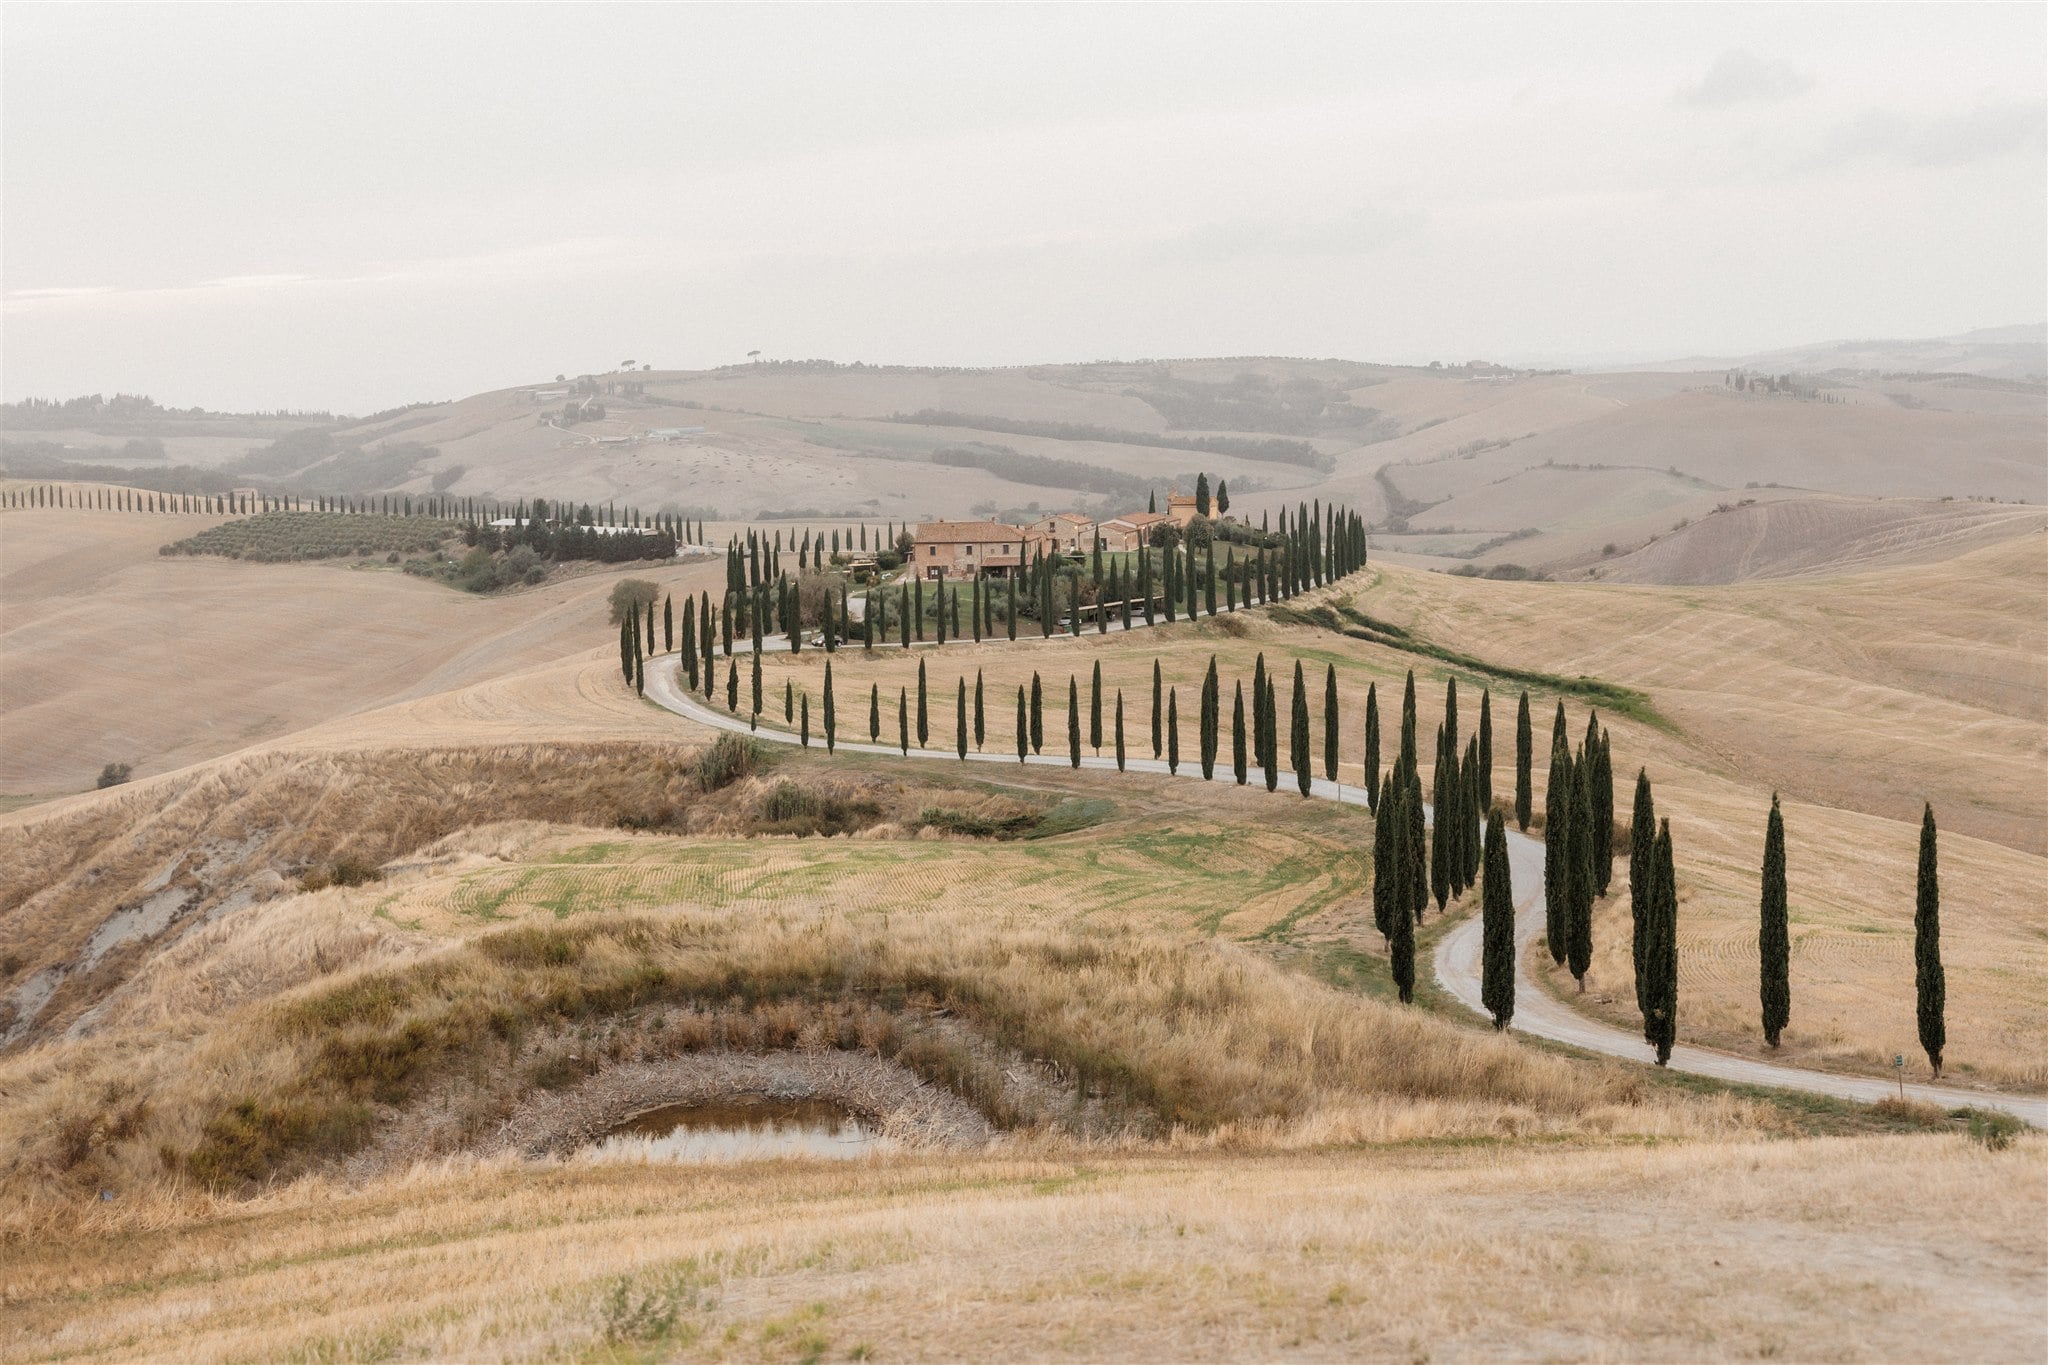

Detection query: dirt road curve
xmin=644 ymin=651 xmax=2046 ymax=1126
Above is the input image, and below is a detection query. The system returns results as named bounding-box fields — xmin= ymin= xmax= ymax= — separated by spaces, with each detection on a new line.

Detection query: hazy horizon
xmin=5 ymin=3 xmax=2044 ymax=414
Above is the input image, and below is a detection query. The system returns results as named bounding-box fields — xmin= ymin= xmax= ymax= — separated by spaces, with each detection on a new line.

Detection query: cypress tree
xmin=1232 ymin=681 xmax=1248 ymax=785
xmin=1759 ymin=793 xmax=1789 ymax=1047
xmin=914 ymin=575 xmax=926 ymax=641
xmin=726 ymin=659 xmax=738 ymax=711
xmin=1481 ymin=809 xmax=1515 ymax=1030
xmin=1551 ymin=700 xmax=1567 ymax=766
xmin=1199 ymin=655 xmax=1219 ymax=780
xmin=1029 ymin=672 xmax=1043 ymax=753
xmin=869 ymin=683 xmax=881 ymax=744
xmin=1462 ymin=737 xmax=1482 ymax=889
xmin=900 ymin=584 xmax=912 ymax=648
xmin=1543 ymin=735 xmax=1572 ymax=964
xmin=1291 ymin=661 xmax=1312 ymax=796
xmin=1007 ymin=574 xmax=1018 ymax=641
xmin=956 ymin=678 xmax=968 ymax=760
xmin=899 ymin=686 xmax=910 ymax=755
xmin=1594 ymin=728 xmax=1615 ymax=892
xmin=1261 ymin=669 xmax=1280 ymax=793
xmin=1090 ymin=660 xmax=1103 ymax=753
xmin=784 ymin=678 xmax=794 ymax=722
xmin=800 ymin=694 xmax=810 ymax=746
xmin=917 ymin=658 xmax=929 ymax=748
xmin=1646 ymin=820 xmax=1678 ymax=1065
xmin=1115 ymin=691 xmax=1127 ymax=771
xmin=1250 ymin=654 xmax=1267 ymax=768
xmin=1399 ymin=669 xmax=1418 ymax=779
xmin=634 ymin=647 xmax=645 ymax=696
xmin=1371 ymin=773 xmax=1396 ymax=939
xmin=663 ymin=594 xmax=673 ymax=653
xmin=751 ymin=650 xmax=763 ymax=726
xmin=1429 ymin=725 xmax=1450 ymax=910
xmin=1363 ymin=681 xmax=1381 ymax=811
xmin=1477 ymin=689 xmax=1493 ymax=813
xmin=1068 ymin=675 xmax=1082 ymax=768
xmin=821 ymin=661 xmax=834 ymax=751
xmin=974 ymin=669 xmax=985 ymax=750
xmin=1015 ymin=686 xmax=1027 ymax=763
xmin=1916 ymin=803 xmax=1945 ymax=1076
xmin=1151 ymin=658 xmax=1163 ymax=759
xmin=681 ymin=596 xmax=698 ymax=687
xmin=619 ymin=619 xmax=633 ymax=685
xmin=1629 ymin=767 xmax=1657 ymax=1025
xmin=1322 ymin=663 xmax=1339 ymax=783
xmin=1166 ymin=688 xmax=1181 ymax=774
xmin=1389 ymin=778 xmax=1416 ymax=1003
xmin=1566 ymin=756 xmax=1595 ymax=990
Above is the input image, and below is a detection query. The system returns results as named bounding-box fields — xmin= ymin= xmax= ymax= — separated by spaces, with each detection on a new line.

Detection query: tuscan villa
xmin=910 ymin=520 xmax=1042 ymax=580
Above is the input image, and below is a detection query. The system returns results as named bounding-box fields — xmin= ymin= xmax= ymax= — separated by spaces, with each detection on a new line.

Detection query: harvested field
xmin=2 ymin=1137 xmax=2039 ymax=1362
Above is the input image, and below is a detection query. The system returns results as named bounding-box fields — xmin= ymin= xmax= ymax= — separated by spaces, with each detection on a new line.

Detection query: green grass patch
xmin=1272 ymin=598 xmax=1672 ymax=732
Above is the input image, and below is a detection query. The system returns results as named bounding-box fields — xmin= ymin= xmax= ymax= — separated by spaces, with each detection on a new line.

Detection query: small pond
xmin=587 ymin=1098 xmax=890 ymax=1162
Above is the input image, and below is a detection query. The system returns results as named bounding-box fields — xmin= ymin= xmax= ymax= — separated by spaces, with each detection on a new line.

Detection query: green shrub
xmin=1962 ymin=1108 xmax=2022 ymax=1151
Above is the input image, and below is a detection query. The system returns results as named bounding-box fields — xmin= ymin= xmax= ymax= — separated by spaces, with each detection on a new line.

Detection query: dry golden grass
xmin=731 ymin=547 xmax=2047 ymax=1088
xmin=0 ymin=502 xmax=729 ymax=798
xmin=2 ymin=1136 xmax=2040 ymax=1362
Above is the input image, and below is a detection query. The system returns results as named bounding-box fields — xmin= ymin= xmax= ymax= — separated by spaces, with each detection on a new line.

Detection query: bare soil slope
xmin=1591 ymin=496 xmax=2048 ymax=585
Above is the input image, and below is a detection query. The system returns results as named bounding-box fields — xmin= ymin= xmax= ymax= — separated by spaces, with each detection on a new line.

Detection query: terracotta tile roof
xmin=913 ymin=520 xmax=1026 ymax=543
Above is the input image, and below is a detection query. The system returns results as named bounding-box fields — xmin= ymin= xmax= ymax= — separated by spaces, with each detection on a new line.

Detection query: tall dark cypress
xmin=1462 ymin=736 xmax=1482 ymax=889
xmin=1067 ymin=675 xmax=1082 ymax=769
xmin=1646 ymin=820 xmax=1678 ymax=1065
xmin=1231 ymin=681 xmax=1248 ymax=785
xmin=1014 ymin=686 xmax=1027 ymax=763
xmin=1759 ymin=793 xmax=1789 ymax=1048
xmin=1389 ymin=777 xmax=1416 ymax=1003
xmin=1090 ymin=660 xmax=1103 ymax=753
xmin=1322 ymin=663 xmax=1339 ymax=784
xmin=899 ymin=686 xmax=910 ymax=755
xmin=1363 ymin=681 xmax=1381 ymax=811
xmin=1443 ymin=677 xmax=1459 ymax=776
xmin=1406 ymin=764 xmax=1428 ymax=923
xmin=1029 ymin=672 xmax=1043 ymax=753
xmin=1591 ymin=727 xmax=1615 ymax=894
xmin=1166 ymin=688 xmax=1180 ymax=775
xmin=1628 ymin=768 xmax=1657 ymax=1026
xmin=1250 ymin=654 xmax=1267 ymax=768
xmin=1399 ymin=669 xmax=1418 ymax=780
xmin=1199 ymin=655 xmax=1219 ymax=780
xmin=1291 ymin=661 xmax=1312 ymax=796
xmin=1916 ymin=803 xmax=1945 ymax=1076
xmin=1565 ymin=755 xmax=1595 ymax=990
xmin=916 ymin=658 xmax=929 ymax=748
xmin=956 ymin=677 xmax=967 ymax=760
xmin=726 ymin=659 xmax=737 ymax=711
xmin=1481 ymin=809 xmax=1515 ymax=1030
xmin=1543 ymin=735 xmax=1572 ymax=965
xmin=800 ymin=693 xmax=810 ymax=747
xmin=1151 ymin=658 xmax=1164 ymax=759
xmin=1477 ymin=689 xmax=1493 ymax=814
xmin=1253 ymin=667 xmax=1269 ymax=794
xmin=784 ymin=678 xmax=794 ymax=721
xmin=1115 ymin=691 xmax=1127 ymax=771
xmin=974 ymin=669 xmax=985 ymax=751
xmin=1550 ymin=700 xmax=1567 ymax=767
xmin=1429 ymin=724 xmax=1450 ymax=910
xmin=1371 ymin=774 xmax=1396 ymax=940
xmin=751 ymin=651 xmax=762 ymax=726
xmin=662 ymin=594 xmax=673 ymax=653
xmin=869 ymin=683 xmax=881 ymax=744
xmin=634 ymin=645 xmax=645 ymax=696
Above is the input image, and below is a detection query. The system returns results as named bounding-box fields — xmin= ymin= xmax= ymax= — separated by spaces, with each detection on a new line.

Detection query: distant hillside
xmin=1638 ymin=325 xmax=2048 ymax=382
xmin=8 ymin=355 xmax=2039 ymax=577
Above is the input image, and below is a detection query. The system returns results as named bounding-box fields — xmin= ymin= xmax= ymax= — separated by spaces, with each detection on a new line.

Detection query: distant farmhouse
xmin=910 ymin=520 xmax=1043 ymax=581
xmin=909 ymin=487 xmax=1232 ymax=577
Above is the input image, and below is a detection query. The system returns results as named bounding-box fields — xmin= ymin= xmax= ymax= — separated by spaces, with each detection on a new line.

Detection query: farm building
xmin=910 ymin=520 xmax=1043 ymax=581
xmin=1099 ymin=512 xmax=1169 ymax=552
xmin=1034 ymin=511 xmax=1098 ymax=554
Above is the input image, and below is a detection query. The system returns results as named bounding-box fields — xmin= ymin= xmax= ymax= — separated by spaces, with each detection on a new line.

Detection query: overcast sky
xmin=4 ymin=3 xmax=2043 ymax=414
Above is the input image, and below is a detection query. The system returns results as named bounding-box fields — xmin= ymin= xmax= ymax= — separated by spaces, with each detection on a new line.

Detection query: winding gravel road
xmin=642 ymin=630 xmax=2045 ymax=1127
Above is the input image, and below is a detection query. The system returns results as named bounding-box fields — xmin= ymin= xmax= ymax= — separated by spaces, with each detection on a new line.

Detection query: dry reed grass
xmin=2 ymin=1135 xmax=2038 ymax=1362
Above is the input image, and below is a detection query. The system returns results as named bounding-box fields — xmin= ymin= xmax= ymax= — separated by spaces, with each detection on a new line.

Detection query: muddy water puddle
xmin=588 ymin=1098 xmax=890 ymax=1162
